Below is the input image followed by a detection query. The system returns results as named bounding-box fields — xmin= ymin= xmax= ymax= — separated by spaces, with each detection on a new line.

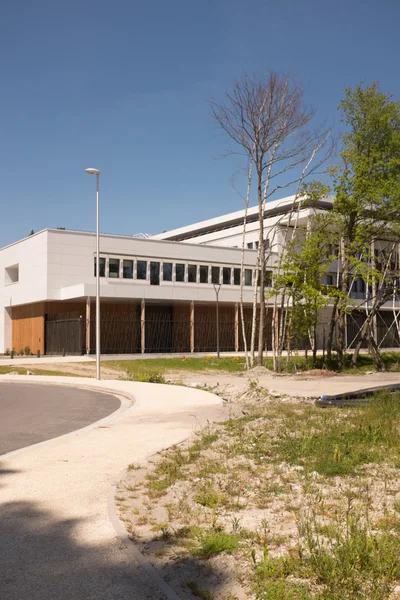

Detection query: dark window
xmin=109 ymin=258 xmax=120 ymax=278
xmin=188 ymin=264 xmax=197 ymax=283
xmin=257 ymin=269 xmax=273 ymax=287
xmin=255 ymin=241 xmax=259 ymax=250
xmin=223 ymin=267 xmax=231 ymax=284
xmin=211 ymin=266 xmax=220 ymax=284
xmin=234 ymin=268 xmax=241 ymax=285
xmin=199 ymin=265 xmax=208 ymax=283
xmin=150 ymin=262 xmax=160 ymax=285
xmin=123 ymin=259 xmax=133 ymax=279
xmin=163 ymin=262 xmax=172 ymax=281
xmin=247 ymin=242 xmax=253 ymax=249
xmin=244 ymin=269 xmax=252 ymax=286
xmin=137 ymin=260 xmax=147 ymax=280
xmin=176 ymin=263 xmax=185 ymax=282
xmin=326 ymin=274 xmax=333 ymax=286
xmin=94 ymin=257 xmax=106 ymax=277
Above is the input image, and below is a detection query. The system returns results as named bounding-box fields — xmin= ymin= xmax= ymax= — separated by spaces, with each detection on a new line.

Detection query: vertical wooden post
xmin=234 ymin=303 xmax=239 ymax=352
xmin=141 ymin=299 xmax=145 ymax=354
xmin=86 ymin=297 xmax=91 ymax=355
xmin=190 ymin=301 xmax=195 ymax=353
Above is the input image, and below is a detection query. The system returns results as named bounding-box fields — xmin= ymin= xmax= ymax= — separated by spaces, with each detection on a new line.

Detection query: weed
xmin=194 ymin=530 xmax=239 ymax=557
xmin=128 ymin=370 xmax=166 ymax=384
xmin=186 ymin=580 xmax=214 ymax=600
xmin=194 ymin=484 xmax=226 ymax=509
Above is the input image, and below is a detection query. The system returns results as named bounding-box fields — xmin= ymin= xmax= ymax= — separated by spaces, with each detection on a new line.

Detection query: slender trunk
xmin=337 ymin=237 xmax=348 ymax=371
xmin=327 ymin=298 xmax=339 ymax=366
xmin=239 ymin=159 xmax=253 ymax=369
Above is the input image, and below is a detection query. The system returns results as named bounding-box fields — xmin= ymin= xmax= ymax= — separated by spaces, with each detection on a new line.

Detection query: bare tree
xmin=211 ymin=71 xmax=332 ymax=365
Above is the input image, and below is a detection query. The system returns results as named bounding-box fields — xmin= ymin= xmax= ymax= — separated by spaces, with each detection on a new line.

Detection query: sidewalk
xmin=0 ymin=376 xmax=224 ymax=600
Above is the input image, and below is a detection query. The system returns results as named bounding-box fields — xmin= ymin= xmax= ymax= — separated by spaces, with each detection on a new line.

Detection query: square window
xmin=163 ymin=262 xmax=172 ymax=281
xmin=123 ymin=259 xmax=133 ymax=279
xmin=247 ymin=242 xmax=253 ymax=249
xmin=137 ymin=260 xmax=147 ymax=280
xmin=223 ymin=267 xmax=231 ymax=284
xmin=5 ymin=264 xmax=19 ymax=284
xmin=244 ymin=269 xmax=252 ymax=286
xmin=109 ymin=258 xmax=120 ymax=278
xmin=176 ymin=263 xmax=185 ymax=282
xmin=211 ymin=266 xmax=220 ymax=284
xmin=233 ymin=268 xmax=240 ymax=285
xmin=94 ymin=257 xmax=106 ymax=277
xmin=199 ymin=265 xmax=208 ymax=283
xmin=188 ymin=264 xmax=197 ymax=283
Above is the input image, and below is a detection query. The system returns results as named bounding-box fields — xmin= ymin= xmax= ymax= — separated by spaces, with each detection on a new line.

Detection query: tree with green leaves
xmin=331 ymin=82 xmax=400 ymax=370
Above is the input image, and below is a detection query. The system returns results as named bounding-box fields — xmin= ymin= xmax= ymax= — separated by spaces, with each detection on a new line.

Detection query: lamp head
xmin=85 ymin=168 xmax=100 ymax=175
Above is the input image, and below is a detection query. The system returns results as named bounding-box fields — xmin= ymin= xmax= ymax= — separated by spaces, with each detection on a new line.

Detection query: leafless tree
xmin=211 ymin=71 xmax=333 ymax=365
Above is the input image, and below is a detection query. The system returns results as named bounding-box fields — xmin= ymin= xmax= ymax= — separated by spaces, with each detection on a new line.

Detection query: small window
xmin=137 ymin=260 xmax=147 ymax=280
xmin=222 ymin=267 xmax=231 ymax=285
xmin=123 ymin=259 xmax=133 ymax=279
xmin=326 ymin=275 xmax=333 ymax=286
xmin=244 ymin=269 xmax=252 ymax=286
xmin=109 ymin=258 xmax=120 ymax=278
xmin=188 ymin=264 xmax=197 ymax=283
xmin=199 ymin=265 xmax=209 ymax=284
xmin=176 ymin=263 xmax=185 ymax=282
xmin=247 ymin=242 xmax=253 ymax=249
xmin=265 ymin=238 xmax=270 ymax=251
xmin=163 ymin=262 xmax=172 ymax=281
xmin=233 ymin=268 xmax=241 ymax=285
xmin=5 ymin=264 xmax=19 ymax=284
xmin=94 ymin=257 xmax=106 ymax=277
xmin=150 ymin=262 xmax=160 ymax=285
xmin=255 ymin=241 xmax=259 ymax=250
xmin=211 ymin=266 xmax=220 ymax=284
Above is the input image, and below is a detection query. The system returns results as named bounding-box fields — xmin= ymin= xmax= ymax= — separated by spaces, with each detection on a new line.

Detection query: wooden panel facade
xmin=12 ymin=303 xmax=45 ymax=355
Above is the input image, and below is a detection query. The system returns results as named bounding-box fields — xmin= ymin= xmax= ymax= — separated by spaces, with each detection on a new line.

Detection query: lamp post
xmin=85 ymin=168 xmax=101 ymax=380
xmin=213 ymin=283 xmax=221 ymax=359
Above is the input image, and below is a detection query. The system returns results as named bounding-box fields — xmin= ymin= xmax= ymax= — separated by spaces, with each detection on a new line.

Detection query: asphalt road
xmin=0 ymin=382 xmax=121 ymax=455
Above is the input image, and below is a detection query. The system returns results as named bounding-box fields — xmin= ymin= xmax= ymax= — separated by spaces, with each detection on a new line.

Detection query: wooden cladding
xmin=12 ymin=303 xmax=45 ymax=355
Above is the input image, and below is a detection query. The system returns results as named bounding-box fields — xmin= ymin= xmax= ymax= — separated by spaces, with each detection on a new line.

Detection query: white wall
xmin=0 ymin=231 xmax=48 ymax=352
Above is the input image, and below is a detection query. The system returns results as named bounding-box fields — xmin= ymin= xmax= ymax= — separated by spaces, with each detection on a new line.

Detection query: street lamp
xmin=85 ymin=168 xmax=101 ymax=380
xmin=213 ymin=283 xmax=221 ymax=359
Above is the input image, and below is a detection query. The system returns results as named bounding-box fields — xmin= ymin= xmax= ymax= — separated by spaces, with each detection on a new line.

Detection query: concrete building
xmin=1 ymin=194 xmax=399 ymax=355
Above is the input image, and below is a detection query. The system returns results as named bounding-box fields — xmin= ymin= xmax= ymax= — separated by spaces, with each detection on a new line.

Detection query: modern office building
xmin=1 ymin=194 xmax=399 ymax=355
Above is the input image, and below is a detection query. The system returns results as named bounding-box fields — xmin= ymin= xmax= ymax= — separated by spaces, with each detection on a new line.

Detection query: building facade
xmin=1 ymin=194 xmax=399 ymax=355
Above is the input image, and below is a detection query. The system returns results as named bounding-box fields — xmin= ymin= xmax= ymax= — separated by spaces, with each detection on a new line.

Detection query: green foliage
xmin=24 ymin=346 xmax=31 ymax=356
xmin=194 ymin=530 xmax=239 ymax=557
xmin=104 ymin=356 xmax=247 ymax=375
xmin=275 ymin=391 xmax=400 ymax=476
xmin=186 ymin=581 xmax=214 ymax=600
xmin=128 ymin=370 xmax=166 ymax=383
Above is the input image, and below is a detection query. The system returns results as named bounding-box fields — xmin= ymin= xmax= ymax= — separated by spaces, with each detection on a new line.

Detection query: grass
xmin=194 ymin=530 xmax=239 ymax=557
xmin=187 ymin=581 xmax=215 ymax=600
xmin=0 ymin=366 xmax=76 ymax=377
xmin=104 ymin=351 xmax=400 ymax=379
xmin=122 ymin=390 xmax=400 ymax=599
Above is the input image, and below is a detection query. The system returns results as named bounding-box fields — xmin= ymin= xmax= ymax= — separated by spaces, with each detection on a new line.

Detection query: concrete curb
xmin=0 ymin=380 xmax=134 ymax=460
xmin=108 ymin=484 xmax=183 ymax=600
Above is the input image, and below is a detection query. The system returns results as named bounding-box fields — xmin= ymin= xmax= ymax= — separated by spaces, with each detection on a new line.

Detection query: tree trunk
xmin=337 ymin=238 xmax=348 ymax=371
xmin=239 ymin=159 xmax=253 ymax=369
xmin=327 ymin=298 xmax=339 ymax=366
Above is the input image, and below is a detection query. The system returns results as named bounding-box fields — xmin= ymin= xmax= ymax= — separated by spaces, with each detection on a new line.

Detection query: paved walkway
xmin=0 ymin=376 xmax=224 ymax=600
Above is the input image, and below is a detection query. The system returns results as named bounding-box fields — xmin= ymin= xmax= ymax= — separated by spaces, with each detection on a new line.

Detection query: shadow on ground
xmin=0 ymin=467 xmax=241 ymax=600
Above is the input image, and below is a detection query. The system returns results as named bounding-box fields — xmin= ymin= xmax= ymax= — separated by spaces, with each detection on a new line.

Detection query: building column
xmin=86 ymin=297 xmax=91 ymax=355
xmin=234 ymin=303 xmax=239 ymax=352
xmin=141 ymin=299 xmax=145 ymax=354
xmin=190 ymin=301 xmax=195 ymax=353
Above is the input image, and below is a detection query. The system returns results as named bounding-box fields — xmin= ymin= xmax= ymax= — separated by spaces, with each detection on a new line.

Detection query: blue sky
xmin=0 ymin=0 xmax=398 ymax=246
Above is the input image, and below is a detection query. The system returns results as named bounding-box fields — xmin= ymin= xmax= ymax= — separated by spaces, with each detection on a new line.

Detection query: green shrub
xmin=24 ymin=346 xmax=31 ymax=356
xmin=195 ymin=530 xmax=239 ymax=557
xmin=4 ymin=348 xmax=10 ymax=356
xmin=129 ymin=370 xmax=166 ymax=384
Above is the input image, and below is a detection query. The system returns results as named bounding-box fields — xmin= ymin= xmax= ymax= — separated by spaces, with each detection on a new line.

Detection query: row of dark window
xmin=94 ymin=257 xmax=255 ymax=286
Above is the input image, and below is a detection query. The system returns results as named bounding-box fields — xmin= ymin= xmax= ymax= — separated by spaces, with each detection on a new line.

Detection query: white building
xmin=1 ymin=194 xmax=398 ymax=355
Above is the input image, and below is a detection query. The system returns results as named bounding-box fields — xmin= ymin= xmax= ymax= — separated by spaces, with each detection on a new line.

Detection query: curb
xmin=108 ymin=484 xmax=183 ymax=600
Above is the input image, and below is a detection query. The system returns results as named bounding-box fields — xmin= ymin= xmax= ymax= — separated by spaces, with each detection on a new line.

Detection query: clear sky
xmin=0 ymin=0 xmax=398 ymax=246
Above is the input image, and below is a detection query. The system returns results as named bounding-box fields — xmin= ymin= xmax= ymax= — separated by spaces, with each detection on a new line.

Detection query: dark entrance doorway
xmin=145 ymin=305 xmax=173 ymax=353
